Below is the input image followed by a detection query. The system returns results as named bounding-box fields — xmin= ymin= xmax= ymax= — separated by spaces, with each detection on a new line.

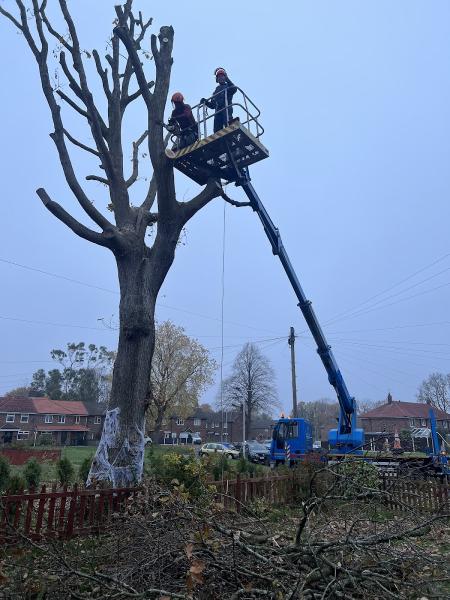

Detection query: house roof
xmin=360 ymin=401 xmax=450 ymax=420
xmin=32 ymin=398 xmax=88 ymax=415
xmin=0 ymin=397 xmax=36 ymax=413
xmin=0 ymin=396 xmax=102 ymax=416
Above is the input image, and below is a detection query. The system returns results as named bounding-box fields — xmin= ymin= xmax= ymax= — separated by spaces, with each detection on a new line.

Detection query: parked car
xmin=262 ymin=439 xmax=272 ymax=451
xmin=199 ymin=443 xmax=240 ymax=459
xmin=144 ymin=436 xmax=152 ymax=446
xmin=246 ymin=441 xmax=270 ymax=464
xmin=192 ymin=434 xmax=202 ymax=445
xmin=312 ymin=440 xmax=322 ymax=450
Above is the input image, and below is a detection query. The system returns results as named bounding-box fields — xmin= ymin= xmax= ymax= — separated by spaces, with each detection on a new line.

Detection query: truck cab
xmin=270 ymin=418 xmax=313 ymax=465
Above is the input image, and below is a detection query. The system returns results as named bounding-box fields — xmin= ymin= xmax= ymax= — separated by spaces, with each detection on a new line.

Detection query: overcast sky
xmin=1 ymin=1 xmax=450 ymax=416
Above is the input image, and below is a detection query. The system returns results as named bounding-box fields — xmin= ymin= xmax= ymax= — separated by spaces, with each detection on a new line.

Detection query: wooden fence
xmin=1 ymin=474 xmax=449 ymax=545
xmin=381 ymin=474 xmax=450 ymax=513
xmin=211 ymin=474 xmax=293 ymax=511
xmin=0 ymin=483 xmax=140 ymax=543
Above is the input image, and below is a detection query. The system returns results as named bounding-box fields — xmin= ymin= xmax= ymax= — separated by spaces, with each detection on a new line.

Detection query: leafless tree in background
xmin=417 ymin=371 xmax=450 ymax=413
xmin=222 ymin=343 xmax=278 ymax=435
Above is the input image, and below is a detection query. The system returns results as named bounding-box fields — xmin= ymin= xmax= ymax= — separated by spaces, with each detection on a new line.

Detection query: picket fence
xmin=1 ymin=473 xmax=449 ymax=544
xmin=211 ymin=473 xmax=293 ymax=511
xmin=0 ymin=483 xmax=140 ymax=543
xmin=381 ymin=473 xmax=450 ymax=513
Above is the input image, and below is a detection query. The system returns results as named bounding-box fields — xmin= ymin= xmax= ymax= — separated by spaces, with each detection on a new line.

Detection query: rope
xmin=220 ymin=200 xmax=226 ymax=444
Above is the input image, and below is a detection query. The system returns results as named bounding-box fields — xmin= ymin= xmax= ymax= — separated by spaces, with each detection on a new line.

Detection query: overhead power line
xmin=0 ymin=256 xmax=281 ymax=336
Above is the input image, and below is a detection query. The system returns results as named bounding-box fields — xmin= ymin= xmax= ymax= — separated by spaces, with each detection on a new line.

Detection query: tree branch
xmin=86 ymin=175 xmax=109 ymax=185
xmin=181 ymin=179 xmax=223 ymax=223
xmin=126 ymin=130 xmax=148 ymax=188
xmin=63 ymin=129 xmax=100 ymax=157
xmin=92 ymin=50 xmax=112 ymax=101
xmin=37 ymin=188 xmax=115 ymax=248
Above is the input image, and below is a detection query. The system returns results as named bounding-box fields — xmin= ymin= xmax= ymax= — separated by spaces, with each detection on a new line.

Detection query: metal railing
xmin=169 ymin=87 xmax=264 ymax=148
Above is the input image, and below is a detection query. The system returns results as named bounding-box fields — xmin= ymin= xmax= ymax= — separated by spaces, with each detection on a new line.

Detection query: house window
xmin=444 ymin=421 xmax=449 ymax=429
xmin=20 ymin=414 xmax=29 ymax=423
xmin=94 ymin=416 xmax=101 ymax=424
xmin=223 ymin=421 xmax=228 ymax=429
xmin=409 ymin=419 xmax=414 ymax=427
xmin=17 ymin=431 xmax=29 ymax=440
xmin=176 ymin=418 xmax=184 ymax=426
xmin=74 ymin=415 xmax=80 ymax=424
xmin=44 ymin=415 xmax=53 ymax=424
xmin=164 ymin=432 xmax=171 ymax=439
xmin=6 ymin=414 xmax=15 ymax=423
xmin=58 ymin=415 xmax=66 ymax=424
xmin=421 ymin=419 xmax=427 ymax=427
xmin=194 ymin=418 xmax=201 ymax=426
xmin=214 ymin=422 xmax=219 ymax=428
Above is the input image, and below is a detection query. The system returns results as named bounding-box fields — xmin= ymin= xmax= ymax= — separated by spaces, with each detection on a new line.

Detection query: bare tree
xmin=0 ymin=1 xmax=226 ymax=485
xmin=148 ymin=321 xmax=217 ymax=442
xmin=222 ymin=343 xmax=277 ymax=436
xmin=417 ymin=371 xmax=450 ymax=413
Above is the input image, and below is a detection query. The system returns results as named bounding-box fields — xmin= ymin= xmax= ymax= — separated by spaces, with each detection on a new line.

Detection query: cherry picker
xmin=166 ymin=86 xmax=449 ymax=476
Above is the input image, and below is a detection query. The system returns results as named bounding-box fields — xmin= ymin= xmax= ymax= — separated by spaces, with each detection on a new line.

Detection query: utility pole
xmin=288 ymin=326 xmax=298 ymax=417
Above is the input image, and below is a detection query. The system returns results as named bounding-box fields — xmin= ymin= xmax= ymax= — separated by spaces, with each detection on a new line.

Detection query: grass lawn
xmin=9 ymin=444 xmax=195 ymax=485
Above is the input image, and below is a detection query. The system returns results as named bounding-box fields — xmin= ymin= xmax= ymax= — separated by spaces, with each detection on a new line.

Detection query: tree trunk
xmin=152 ymin=406 xmax=166 ymax=445
xmin=87 ymin=254 xmax=156 ymax=487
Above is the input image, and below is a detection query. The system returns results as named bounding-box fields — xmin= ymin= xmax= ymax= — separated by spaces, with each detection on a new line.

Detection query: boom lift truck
xmin=166 ymin=88 xmax=449 ymax=477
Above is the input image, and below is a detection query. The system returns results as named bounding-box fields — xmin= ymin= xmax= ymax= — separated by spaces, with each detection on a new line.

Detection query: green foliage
xmin=57 ymin=456 xmax=74 ymax=485
xmin=148 ymin=449 xmax=207 ymax=499
xmin=335 ymin=459 xmax=379 ymax=497
xmin=8 ymin=473 xmax=26 ymax=493
xmin=30 ymin=342 xmax=115 ymax=403
xmin=78 ymin=456 xmax=93 ymax=484
xmin=23 ymin=458 xmax=42 ymax=489
xmin=0 ymin=455 xmax=10 ymax=491
xmin=37 ymin=433 xmax=54 ymax=446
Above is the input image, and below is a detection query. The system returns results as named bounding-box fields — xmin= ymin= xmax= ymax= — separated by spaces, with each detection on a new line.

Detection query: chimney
xmin=387 ymin=392 xmax=393 ymax=405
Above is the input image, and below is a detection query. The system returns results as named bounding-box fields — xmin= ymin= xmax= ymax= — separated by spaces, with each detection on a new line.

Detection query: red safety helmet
xmin=171 ymin=92 xmax=184 ymax=103
xmin=214 ymin=67 xmax=227 ymax=78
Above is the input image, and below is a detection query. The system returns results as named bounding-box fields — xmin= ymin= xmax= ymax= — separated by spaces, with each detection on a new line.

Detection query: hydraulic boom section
xmin=236 ymin=169 xmax=363 ymax=453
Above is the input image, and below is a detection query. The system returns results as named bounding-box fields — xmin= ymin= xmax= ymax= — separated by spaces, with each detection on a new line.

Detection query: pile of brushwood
xmin=1 ymin=465 xmax=449 ymax=599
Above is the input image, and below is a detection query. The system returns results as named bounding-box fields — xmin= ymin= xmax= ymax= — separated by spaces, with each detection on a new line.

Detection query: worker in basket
xmin=167 ymin=92 xmax=198 ymax=151
xmin=201 ymin=67 xmax=237 ymax=133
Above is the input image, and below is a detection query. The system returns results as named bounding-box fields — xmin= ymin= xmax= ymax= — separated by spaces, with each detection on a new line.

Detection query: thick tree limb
xmin=181 ymin=179 xmax=223 ymax=223
xmin=37 ymin=188 xmax=115 ymax=247
xmin=121 ymin=81 xmax=155 ymax=112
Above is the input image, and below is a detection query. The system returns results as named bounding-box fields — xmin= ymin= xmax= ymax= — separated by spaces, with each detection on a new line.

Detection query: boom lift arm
xmin=235 ymin=168 xmax=363 ymax=452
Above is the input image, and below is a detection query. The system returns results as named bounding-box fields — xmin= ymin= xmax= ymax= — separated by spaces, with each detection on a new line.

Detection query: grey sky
xmin=1 ymin=1 xmax=450 ymax=416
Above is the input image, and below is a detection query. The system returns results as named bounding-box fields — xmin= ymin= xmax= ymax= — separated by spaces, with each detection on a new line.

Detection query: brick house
xmin=360 ymin=398 xmax=450 ymax=434
xmin=0 ymin=396 xmax=105 ymax=446
xmin=152 ymin=408 xmax=273 ymax=444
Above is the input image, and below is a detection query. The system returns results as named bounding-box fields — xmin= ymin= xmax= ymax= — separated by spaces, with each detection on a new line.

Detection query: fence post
xmin=65 ymin=484 xmax=78 ymax=538
xmin=235 ymin=474 xmax=241 ymax=513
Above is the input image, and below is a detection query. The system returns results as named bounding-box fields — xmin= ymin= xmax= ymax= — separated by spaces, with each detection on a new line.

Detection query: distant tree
xmin=28 ymin=369 xmax=46 ymax=397
xmin=299 ymin=398 xmax=340 ymax=441
xmin=4 ymin=386 xmax=31 ymax=398
xmin=417 ymin=372 xmax=450 ymax=413
xmin=30 ymin=343 xmax=115 ymax=403
xmin=357 ymin=397 xmax=387 ymax=415
xmin=148 ymin=322 xmax=217 ymax=442
xmin=45 ymin=369 xmax=64 ymax=400
xmin=222 ymin=343 xmax=278 ymax=436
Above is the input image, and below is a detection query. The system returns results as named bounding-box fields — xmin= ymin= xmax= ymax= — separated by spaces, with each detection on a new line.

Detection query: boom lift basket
xmin=166 ymin=87 xmax=269 ymax=185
